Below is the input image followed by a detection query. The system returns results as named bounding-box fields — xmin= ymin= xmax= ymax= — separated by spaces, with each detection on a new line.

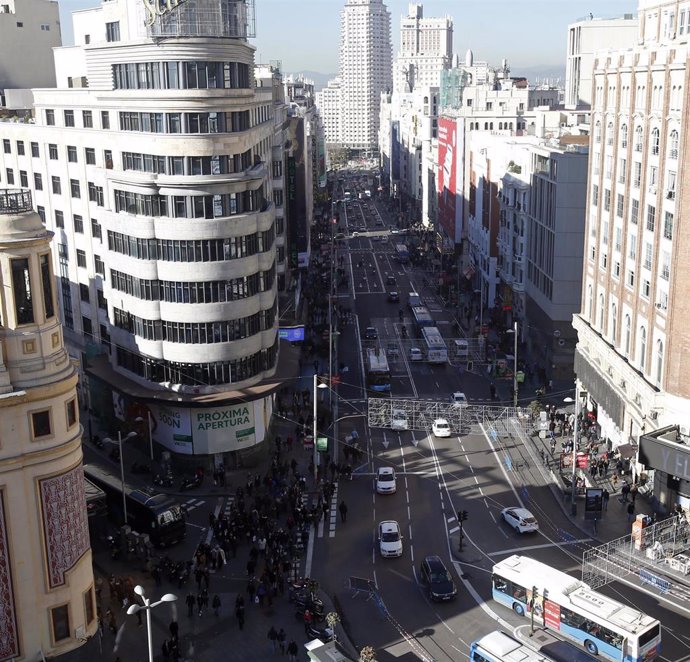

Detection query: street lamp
xmin=313 ymin=374 xmax=328 ymax=480
xmin=564 ymin=389 xmax=580 ymax=515
xmin=126 ymin=585 xmax=177 ymax=662
xmin=507 ymin=321 xmax=518 ymax=407
xmin=103 ymin=431 xmax=138 ymax=525
xmin=135 ymin=413 xmax=154 ymax=461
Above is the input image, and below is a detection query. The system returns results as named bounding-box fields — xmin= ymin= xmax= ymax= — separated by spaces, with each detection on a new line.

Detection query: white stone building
xmin=393 ymin=3 xmax=452 ymax=94
xmin=0 ymin=189 xmax=96 ymax=660
xmin=573 ymin=0 xmax=690 ymax=451
xmin=338 ymin=0 xmax=392 ymax=151
xmin=0 ymin=0 xmax=291 ymax=462
xmin=0 ymin=0 xmax=61 ymax=100
xmin=315 ymin=77 xmax=342 ymax=145
xmin=565 ymin=13 xmax=638 ymax=109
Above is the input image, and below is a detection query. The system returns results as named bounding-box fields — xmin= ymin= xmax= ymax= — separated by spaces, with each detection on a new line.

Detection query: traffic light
xmin=458 ymin=510 xmax=468 ymax=522
xmin=466 ymin=361 xmax=473 ymax=373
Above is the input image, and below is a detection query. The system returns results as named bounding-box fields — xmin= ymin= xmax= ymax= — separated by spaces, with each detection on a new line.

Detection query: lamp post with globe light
xmin=126 ymin=585 xmax=178 ymax=662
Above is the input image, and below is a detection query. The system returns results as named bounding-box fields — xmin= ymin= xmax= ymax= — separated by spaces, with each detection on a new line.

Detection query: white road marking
xmin=487 ymin=538 xmax=593 ymax=556
xmin=449 ymin=526 xmax=460 ymax=534
xmin=447 ymin=515 xmax=456 ymax=523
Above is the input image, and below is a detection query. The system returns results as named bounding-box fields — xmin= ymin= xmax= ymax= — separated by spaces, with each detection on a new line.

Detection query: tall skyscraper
xmin=0 ymin=0 xmax=284 ymax=464
xmin=393 ymin=3 xmax=453 ymax=94
xmin=339 ymin=0 xmax=392 ymax=151
xmin=0 ymin=189 xmax=96 ymax=659
xmin=573 ymin=0 xmax=689 ymax=450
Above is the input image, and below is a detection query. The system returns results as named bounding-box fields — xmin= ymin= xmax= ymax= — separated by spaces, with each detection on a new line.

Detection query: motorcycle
xmin=305 ymin=622 xmax=334 ymax=642
xmin=106 ymin=535 xmax=121 ymax=560
xmin=180 ymin=475 xmax=202 ymax=492
xmin=153 ymin=473 xmax=174 ymax=488
xmin=295 ymin=603 xmax=325 ymax=622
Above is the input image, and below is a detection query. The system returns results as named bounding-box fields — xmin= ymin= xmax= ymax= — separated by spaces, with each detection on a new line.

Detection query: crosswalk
xmin=183 ymin=497 xmax=206 ymax=513
xmin=317 ymin=482 xmax=339 ymax=539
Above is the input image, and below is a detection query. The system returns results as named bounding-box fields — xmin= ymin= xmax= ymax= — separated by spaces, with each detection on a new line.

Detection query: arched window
xmin=624 ymin=315 xmax=631 ymax=356
xmin=499 ymin=122 xmax=503 ymax=130
xmin=639 ymin=326 xmax=647 ymax=370
xmin=656 ymin=339 xmax=664 ymax=384
xmin=651 ymin=127 xmax=660 ymax=156
xmin=611 ymin=303 xmax=617 ymax=344
xmin=594 ymin=121 xmax=602 ymax=143
xmin=598 ymin=293 xmax=605 ymax=329
xmin=484 ymin=122 xmax=489 ymax=130
xmin=620 ymin=124 xmax=628 ymax=148
xmin=509 ymin=122 xmax=513 ymax=130
xmin=423 ymin=96 xmax=429 ymax=104
xmin=669 ymin=129 xmax=679 ymax=159
xmin=490 ymin=122 xmax=494 ymax=130
xmin=607 ymin=122 xmax=614 ymax=145
xmin=634 ymin=126 xmax=644 ymax=152
xmin=587 ymin=284 xmax=593 ymax=320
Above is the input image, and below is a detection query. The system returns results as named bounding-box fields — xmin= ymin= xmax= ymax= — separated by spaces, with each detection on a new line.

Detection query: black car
xmin=388 ymin=291 xmax=400 ymax=303
xmin=364 ymin=327 xmax=378 ymax=340
xmin=386 ymin=275 xmax=397 ymax=287
xmin=420 ymin=555 xmax=457 ymax=601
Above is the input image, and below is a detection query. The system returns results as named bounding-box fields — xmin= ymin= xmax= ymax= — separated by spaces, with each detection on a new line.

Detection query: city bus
xmin=421 ymin=326 xmax=448 ymax=363
xmin=395 ymin=243 xmax=409 ymax=262
xmin=84 ymin=464 xmax=187 ymax=547
xmin=491 ymin=555 xmax=661 ymax=661
xmin=470 ymin=631 xmax=598 ymax=662
xmin=411 ymin=306 xmax=435 ymax=332
xmin=366 ymin=348 xmax=391 ymax=392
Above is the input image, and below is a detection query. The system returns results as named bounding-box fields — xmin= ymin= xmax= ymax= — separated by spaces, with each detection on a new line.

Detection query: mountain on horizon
xmin=285 ymin=70 xmax=337 ymax=92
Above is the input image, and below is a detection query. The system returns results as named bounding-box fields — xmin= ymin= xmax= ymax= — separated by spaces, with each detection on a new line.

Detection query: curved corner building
xmin=2 ymin=0 xmax=284 ymax=462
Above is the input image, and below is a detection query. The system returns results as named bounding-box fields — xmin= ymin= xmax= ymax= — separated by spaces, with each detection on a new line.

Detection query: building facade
xmin=573 ymin=0 xmax=690 ymax=453
xmin=0 ymin=0 xmax=61 ymax=100
xmin=0 ymin=0 xmax=291 ymax=462
xmin=315 ymin=78 xmax=342 ymax=146
xmin=565 ymin=13 xmax=638 ymax=109
xmin=338 ymin=0 xmax=392 ymax=151
xmin=0 ymin=189 xmax=96 ymax=660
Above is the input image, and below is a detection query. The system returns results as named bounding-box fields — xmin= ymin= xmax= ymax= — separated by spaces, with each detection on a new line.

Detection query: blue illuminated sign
xmin=278 ymin=326 xmax=305 ymax=342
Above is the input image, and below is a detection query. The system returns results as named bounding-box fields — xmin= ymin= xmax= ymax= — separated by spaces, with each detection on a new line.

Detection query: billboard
xmin=437 ymin=116 xmax=458 ymax=242
xmin=391 ymin=121 xmax=400 ymax=181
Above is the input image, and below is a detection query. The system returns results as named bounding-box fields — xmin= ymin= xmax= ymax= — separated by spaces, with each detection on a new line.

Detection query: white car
xmin=409 ymin=347 xmax=423 ymax=361
xmin=450 ymin=392 xmax=467 ymax=407
xmin=432 ymin=419 xmax=452 ymax=437
xmin=376 ymin=466 xmax=397 ymax=494
xmin=501 ymin=507 xmax=539 ymax=534
xmin=378 ymin=520 xmax=403 ymax=558
xmin=391 ymin=409 xmax=408 ymax=431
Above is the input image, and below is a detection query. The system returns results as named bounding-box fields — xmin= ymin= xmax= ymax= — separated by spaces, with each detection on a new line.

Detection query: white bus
xmin=491 ymin=556 xmax=661 ymax=661
xmin=470 ymin=631 xmax=598 ymax=662
xmin=421 ymin=327 xmax=448 ymax=363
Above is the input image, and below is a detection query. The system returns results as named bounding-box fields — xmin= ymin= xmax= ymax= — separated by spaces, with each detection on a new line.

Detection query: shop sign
xmin=143 ymin=0 xmax=189 ymax=26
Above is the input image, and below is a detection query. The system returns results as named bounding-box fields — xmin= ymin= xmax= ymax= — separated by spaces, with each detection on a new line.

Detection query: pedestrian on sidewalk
xmin=287 ymin=640 xmax=298 ymax=662
xmin=236 ymin=603 xmax=245 ymax=630
xmin=212 ymin=594 xmax=221 ymax=617
xmin=602 ymin=489 xmax=609 ymax=511
xmin=620 ymin=481 xmax=630 ymax=503
xmin=627 ymin=501 xmax=635 ymax=523
xmin=268 ymin=625 xmax=278 ymax=652
xmin=277 ymin=627 xmax=287 ymax=654
xmin=339 ymin=499 xmax=348 ymax=523
xmin=630 ymin=484 xmax=639 ymax=504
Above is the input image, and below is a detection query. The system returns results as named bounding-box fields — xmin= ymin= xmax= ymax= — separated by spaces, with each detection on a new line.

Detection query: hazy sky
xmin=59 ymin=0 xmax=638 ymax=73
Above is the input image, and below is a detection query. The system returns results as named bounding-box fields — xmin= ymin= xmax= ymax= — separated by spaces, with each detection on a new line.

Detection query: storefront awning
xmin=616 ymin=443 xmax=637 ymax=459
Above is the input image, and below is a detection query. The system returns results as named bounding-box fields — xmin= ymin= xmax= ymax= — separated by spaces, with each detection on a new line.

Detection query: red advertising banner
xmin=544 ymin=600 xmax=561 ymax=630
xmin=576 ymin=452 xmax=589 ymax=468
xmin=437 ymin=116 xmax=457 ymax=241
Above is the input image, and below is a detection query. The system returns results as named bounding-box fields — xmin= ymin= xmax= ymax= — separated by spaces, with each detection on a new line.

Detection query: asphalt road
xmin=309 ymin=189 xmax=690 ymax=662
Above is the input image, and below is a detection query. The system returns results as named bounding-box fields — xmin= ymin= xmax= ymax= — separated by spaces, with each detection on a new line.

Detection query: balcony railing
xmin=0 ymin=189 xmax=32 ymax=214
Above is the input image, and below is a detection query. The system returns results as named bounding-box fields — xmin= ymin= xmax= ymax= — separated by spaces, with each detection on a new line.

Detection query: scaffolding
xmin=582 ymin=515 xmax=690 ymax=601
xmin=146 ymin=0 xmax=256 ymax=39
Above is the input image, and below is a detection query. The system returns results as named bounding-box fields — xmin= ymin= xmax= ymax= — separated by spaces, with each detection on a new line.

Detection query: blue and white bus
xmin=491 ymin=556 xmax=661 ymax=661
xmin=366 ymin=349 xmax=391 ymax=392
xmin=395 ymin=243 xmax=409 ymax=262
xmin=421 ymin=326 xmax=448 ymax=363
xmin=411 ymin=306 xmax=435 ymax=332
xmin=470 ymin=631 xmax=598 ymax=662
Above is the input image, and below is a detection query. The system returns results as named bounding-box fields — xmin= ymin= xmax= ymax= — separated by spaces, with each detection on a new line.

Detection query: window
xmin=643 ymin=242 xmax=653 ymax=270
xmin=633 ymin=162 xmax=641 ymax=188
xmin=592 ymin=184 xmax=598 ymax=206
xmin=611 ymin=304 xmax=617 ymax=343
xmin=84 ymin=588 xmax=95 ymax=625
xmin=666 ymin=171 xmax=677 ymax=199
xmin=51 ymin=176 xmax=61 ymax=195
xmin=85 ymin=148 xmax=96 ymax=165
xmin=106 ymin=21 xmax=120 ymax=42
xmin=91 ymin=218 xmax=102 ymax=240
xmin=34 ymin=173 xmax=43 ymax=190
xmin=656 ymin=340 xmax=664 ymax=384
xmin=46 ymin=109 xmax=55 ymax=125
xmin=79 ymin=283 xmax=89 ymax=302
xmin=82 ymin=110 xmax=93 ymax=128
xmin=639 ymin=326 xmax=647 ymax=370
xmin=101 ymin=111 xmax=110 ymax=129
xmin=73 ymin=214 xmax=84 ymax=233
xmin=634 ymin=126 xmax=643 ymax=151
xmin=646 ymin=205 xmax=655 ymax=231
xmin=48 ymin=144 xmax=58 ymax=160
xmin=604 ymin=189 xmax=611 ymax=211
xmin=50 ymin=604 xmax=69 ymax=641
xmin=67 ymin=146 xmax=78 ymax=163
xmin=273 ymin=190 xmax=283 ymax=207
xmin=66 ymin=398 xmax=77 ymax=428
xmin=663 ymin=212 xmax=673 ymax=240
xmin=70 ymin=179 xmax=81 ymax=198
xmin=12 ymin=257 xmax=34 ymax=324
xmin=40 ymin=253 xmax=54 ymax=318
xmin=598 ymin=293 xmax=605 ymax=329
xmin=19 ymin=170 xmax=28 ymax=188
xmin=669 ymin=129 xmax=679 ymax=159
xmin=621 ymin=124 xmax=628 ymax=148
xmin=16 ymin=140 xmax=24 ymax=156
xmin=660 ymin=250 xmax=670 ymax=280
xmin=64 ymin=110 xmax=75 ymax=127
xmin=31 ymin=142 xmax=39 ymax=158
xmin=76 ymin=249 xmax=87 ymax=268
xmin=642 ymin=278 xmax=651 ymax=299
xmin=82 ymin=316 xmax=93 ymax=338
xmin=88 ymin=183 xmax=104 ymax=206
xmin=594 ymin=121 xmax=601 ymax=143
xmin=54 ymin=210 xmax=64 ymax=228
xmin=651 ymin=127 xmax=660 ymax=155
xmin=104 ymin=150 xmax=112 ymax=169
xmin=94 ymin=254 xmax=104 ymax=276
xmin=2 ymin=138 xmax=10 ymax=154
xmin=5 ymin=168 xmax=13 ymax=185
xmin=616 ymin=194 xmax=624 ymax=217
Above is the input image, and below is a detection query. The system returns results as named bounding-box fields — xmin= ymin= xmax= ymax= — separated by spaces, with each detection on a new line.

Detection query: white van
xmin=454 ymin=339 xmax=469 ymax=360
xmin=408 ymin=292 xmax=422 ymax=308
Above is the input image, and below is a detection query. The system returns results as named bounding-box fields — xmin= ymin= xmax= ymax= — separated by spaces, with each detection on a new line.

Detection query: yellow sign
xmin=143 ymin=0 xmax=189 ymax=27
